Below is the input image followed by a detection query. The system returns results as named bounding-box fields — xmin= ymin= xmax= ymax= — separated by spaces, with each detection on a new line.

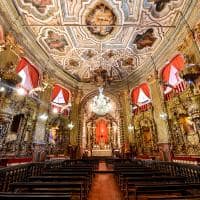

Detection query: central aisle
xmin=88 ymin=161 xmax=122 ymax=200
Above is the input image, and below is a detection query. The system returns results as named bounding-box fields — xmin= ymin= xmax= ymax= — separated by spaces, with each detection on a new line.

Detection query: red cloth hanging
xmin=16 ymin=58 xmax=39 ymax=90
xmin=162 ymin=54 xmax=186 ymax=97
xmin=131 ymin=86 xmax=140 ymax=105
xmin=140 ymin=83 xmax=150 ymax=98
xmin=95 ymin=119 xmax=108 ymax=144
xmin=16 ymin=58 xmax=29 ymax=73
xmin=162 ymin=54 xmax=185 ymax=85
xmin=51 ymin=84 xmax=70 ymax=115
xmin=28 ymin=64 xmax=39 ymax=88
xmin=61 ymin=87 xmax=69 ymax=103
xmin=51 ymin=84 xmax=70 ymax=103
xmin=131 ymin=83 xmax=151 ymax=105
xmin=51 ymin=84 xmax=62 ymax=102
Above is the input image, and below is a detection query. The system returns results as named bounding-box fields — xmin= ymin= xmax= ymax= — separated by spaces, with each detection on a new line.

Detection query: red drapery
xmin=16 ymin=57 xmax=39 ymax=90
xmin=131 ymin=83 xmax=151 ymax=105
xmin=162 ymin=54 xmax=185 ymax=84
xmin=51 ymin=84 xmax=69 ymax=103
xmin=131 ymin=83 xmax=151 ymax=114
xmin=95 ymin=119 xmax=108 ymax=144
xmin=51 ymin=84 xmax=70 ymax=115
xmin=161 ymin=54 xmax=186 ymax=100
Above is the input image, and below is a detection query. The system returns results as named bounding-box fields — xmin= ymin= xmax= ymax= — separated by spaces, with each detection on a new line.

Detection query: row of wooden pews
xmin=112 ymin=159 xmax=200 ymax=200
xmin=0 ymin=158 xmax=99 ymax=200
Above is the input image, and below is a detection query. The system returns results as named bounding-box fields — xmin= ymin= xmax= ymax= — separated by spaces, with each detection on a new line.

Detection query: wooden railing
xmin=0 ymin=159 xmax=65 ymax=192
xmin=142 ymin=160 xmax=200 ymax=183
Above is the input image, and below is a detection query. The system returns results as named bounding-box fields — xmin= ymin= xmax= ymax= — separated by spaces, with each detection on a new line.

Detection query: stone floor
xmin=88 ymin=161 xmax=122 ymax=200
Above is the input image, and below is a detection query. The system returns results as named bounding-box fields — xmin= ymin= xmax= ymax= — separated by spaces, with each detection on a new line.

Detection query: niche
xmin=10 ymin=114 xmax=24 ymax=133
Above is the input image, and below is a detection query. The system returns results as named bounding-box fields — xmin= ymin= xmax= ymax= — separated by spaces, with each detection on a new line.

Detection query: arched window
xmin=51 ymin=84 xmax=71 ymax=114
xmin=131 ymin=83 xmax=151 ymax=114
xmin=16 ymin=58 xmax=40 ymax=94
xmin=161 ymin=54 xmax=186 ymax=100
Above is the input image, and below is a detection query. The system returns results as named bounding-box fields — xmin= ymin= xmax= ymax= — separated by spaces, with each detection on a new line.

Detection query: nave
xmin=0 ymin=0 xmax=200 ymax=199
xmin=1 ymin=158 xmax=200 ymax=200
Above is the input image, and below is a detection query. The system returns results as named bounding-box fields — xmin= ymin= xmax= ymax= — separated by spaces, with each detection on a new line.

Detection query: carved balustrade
xmin=0 ymin=159 xmax=66 ymax=192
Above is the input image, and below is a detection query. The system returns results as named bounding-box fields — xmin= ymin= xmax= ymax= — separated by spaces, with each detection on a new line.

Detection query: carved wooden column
xmin=70 ymin=89 xmax=82 ymax=146
xmin=147 ymin=73 xmax=171 ymax=161
xmin=119 ymin=90 xmax=132 ymax=153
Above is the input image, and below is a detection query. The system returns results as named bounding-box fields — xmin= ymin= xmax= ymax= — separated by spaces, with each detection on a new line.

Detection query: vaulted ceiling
xmin=6 ymin=0 xmax=192 ymax=86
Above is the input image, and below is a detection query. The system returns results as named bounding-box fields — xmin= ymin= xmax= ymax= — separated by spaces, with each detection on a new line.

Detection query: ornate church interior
xmin=0 ymin=0 xmax=200 ymax=199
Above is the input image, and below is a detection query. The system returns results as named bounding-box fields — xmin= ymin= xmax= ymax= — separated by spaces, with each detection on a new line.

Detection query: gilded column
xmin=70 ymin=89 xmax=82 ymax=146
xmin=119 ymin=90 xmax=132 ymax=152
xmin=147 ymin=72 xmax=171 ymax=161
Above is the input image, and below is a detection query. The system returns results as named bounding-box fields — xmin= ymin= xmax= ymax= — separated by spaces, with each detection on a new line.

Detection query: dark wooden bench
xmin=28 ymin=175 xmax=90 ymax=194
xmin=0 ymin=193 xmax=71 ymax=200
xmin=122 ymin=176 xmax=186 ymax=195
xmin=10 ymin=181 xmax=84 ymax=200
xmin=147 ymin=195 xmax=200 ymax=200
xmin=42 ymin=171 xmax=92 ymax=185
xmin=133 ymin=183 xmax=200 ymax=200
xmin=116 ymin=171 xmax=164 ymax=188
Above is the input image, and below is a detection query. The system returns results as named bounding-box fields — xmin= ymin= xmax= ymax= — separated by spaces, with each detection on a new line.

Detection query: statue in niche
xmin=134 ymin=29 xmax=157 ymax=50
xmin=142 ymin=126 xmax=152 ymax=147
xmin=179 ymin=116 xmax=199 ymax=146
xmin=140 ymin=119 xmax=153 ymax=154
xmin=23 ymin=0 xmax=52 ymax=14
xmin=44 ymin=30 xmax=68 ymax=52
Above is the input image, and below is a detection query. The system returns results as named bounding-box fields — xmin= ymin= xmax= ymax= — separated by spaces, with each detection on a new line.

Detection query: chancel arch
xmin=79 ymin=89 xmax=122 ymax=157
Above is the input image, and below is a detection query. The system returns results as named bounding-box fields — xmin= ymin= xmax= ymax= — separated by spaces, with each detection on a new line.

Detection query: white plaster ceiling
xmin=13 ymin=0 xmax=185 ymax=83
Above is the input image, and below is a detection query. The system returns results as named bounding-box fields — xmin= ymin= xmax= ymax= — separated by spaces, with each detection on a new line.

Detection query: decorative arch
xmin=79 ymin=89 xmax=122 ymax=152
xmin=161 ymin=54 xmax=186 ymax=100
xmin=16 ymin=57 xmax=40 ymax=93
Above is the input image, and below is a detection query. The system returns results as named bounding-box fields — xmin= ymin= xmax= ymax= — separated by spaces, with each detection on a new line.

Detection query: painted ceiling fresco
xmin=13 ymin=0 xmax=185 ymax=83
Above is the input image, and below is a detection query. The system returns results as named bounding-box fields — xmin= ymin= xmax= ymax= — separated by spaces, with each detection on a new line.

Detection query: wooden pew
xmin=133 ymin=183 xmax=200 ymax=200
xmin=0 ymin=193 xmax=71 ymax=200
xmin=123 ymin=176 xmax=186 ymax=196
xmin=42 ymin=171 xmax=92 ymax=185
xmin=116 ymin=171 xmax=164 ymax=188
xmin=10 ymin=181 xmax=84 ymax=200
xmin=147 ymin=195 xmax=200 ymax=200
xmin=28 ymin=175 xmax=90 ymax=194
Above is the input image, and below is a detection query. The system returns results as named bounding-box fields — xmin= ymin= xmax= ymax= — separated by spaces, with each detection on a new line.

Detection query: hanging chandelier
xmin=92 ymin=87 xmax=112 ymax=116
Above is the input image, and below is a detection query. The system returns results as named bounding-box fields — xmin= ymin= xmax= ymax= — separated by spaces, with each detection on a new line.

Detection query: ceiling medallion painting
xmin=44 ymin=30 xmax=68 ymax=52
xmin=134 ymin=28 xmax=157 ymax=50
xmin=85 ymin=3 xmax=117 ymax=39
xmin=147 ymin=0 xmax=183 ymax=18
xmin=154 ymin=0 xmax=171 ymax=12
xmin=23 ymin=0 xmax=52 ymax=14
